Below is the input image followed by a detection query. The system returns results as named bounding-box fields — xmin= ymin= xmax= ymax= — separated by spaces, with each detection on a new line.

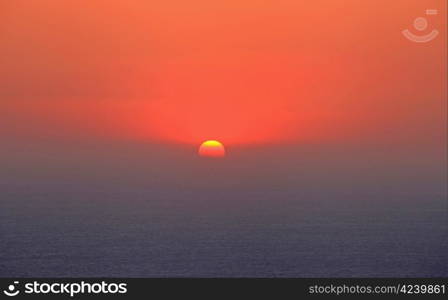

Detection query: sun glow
xmin=198 ymin=140 xmax=226 ymax=158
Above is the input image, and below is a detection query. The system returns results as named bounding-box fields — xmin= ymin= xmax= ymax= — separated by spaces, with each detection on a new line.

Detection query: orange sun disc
xmin=198 ymin=140 xmax=226 ymax=158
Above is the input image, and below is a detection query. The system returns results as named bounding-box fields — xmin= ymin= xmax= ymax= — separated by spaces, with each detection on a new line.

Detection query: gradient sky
xmin=1 ymin=0 xmax=446 ymax=148
xmin=0 ymin=0 xmax=444 ymax=198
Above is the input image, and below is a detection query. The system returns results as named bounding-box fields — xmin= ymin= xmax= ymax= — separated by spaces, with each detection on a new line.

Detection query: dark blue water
xmin=1 ymin=185 xmax=446 ymax=277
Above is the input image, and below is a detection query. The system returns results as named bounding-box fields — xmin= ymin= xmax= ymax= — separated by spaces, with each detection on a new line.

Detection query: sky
xmin=1 ymin=0 xmax=446 ymax=148
xmin=0 ymin=0 xmax=445 ymax=195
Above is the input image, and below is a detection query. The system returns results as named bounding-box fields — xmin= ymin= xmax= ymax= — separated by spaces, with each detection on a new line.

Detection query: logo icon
xmin=402 ymin=9 xmax=439 ymax=43
xmin=3 ymin=282 xmax=20 ymax=297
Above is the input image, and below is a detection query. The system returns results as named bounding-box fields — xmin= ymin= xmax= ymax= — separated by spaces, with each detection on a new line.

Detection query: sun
xmin=198 ymin=140 xmax=226 ymax=158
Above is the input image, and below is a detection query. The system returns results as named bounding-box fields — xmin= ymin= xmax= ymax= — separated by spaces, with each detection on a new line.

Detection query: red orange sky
xmin=0 ymin=0 xmax=446 ymax=147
